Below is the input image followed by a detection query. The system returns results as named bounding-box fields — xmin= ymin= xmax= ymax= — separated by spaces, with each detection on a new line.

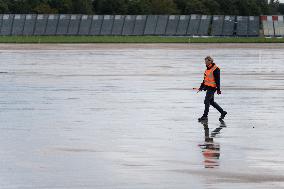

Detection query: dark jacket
xmin=199 ymin=63 xmax=220 ymax=91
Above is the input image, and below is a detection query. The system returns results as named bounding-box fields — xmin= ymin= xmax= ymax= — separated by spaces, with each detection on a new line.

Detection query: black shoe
xmin=198 ymin=116 xmax=208 ymax=122
xmin=220 ymin=111 xmax=227 ymax=120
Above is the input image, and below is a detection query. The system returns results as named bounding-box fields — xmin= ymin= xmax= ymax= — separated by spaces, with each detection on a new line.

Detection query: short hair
xmin=205 ymin=56 xmax=214 ymax=62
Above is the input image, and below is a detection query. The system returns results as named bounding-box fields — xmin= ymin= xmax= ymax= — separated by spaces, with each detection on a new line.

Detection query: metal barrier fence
xmin=272 ymin=15 xmax=284 ymax=36
xmin=0 ymin=14 xmax=282 ymax=37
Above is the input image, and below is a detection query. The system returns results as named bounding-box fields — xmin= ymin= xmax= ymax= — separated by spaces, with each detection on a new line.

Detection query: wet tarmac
xmin=0 ymin=44 xmax=284 ymax=189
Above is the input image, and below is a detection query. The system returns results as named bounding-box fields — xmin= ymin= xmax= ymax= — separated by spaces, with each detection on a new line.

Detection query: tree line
xmin=0 ymin=0 xmax=283 ymax=15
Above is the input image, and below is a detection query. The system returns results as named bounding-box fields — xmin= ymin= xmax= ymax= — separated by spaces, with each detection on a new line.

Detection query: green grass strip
xmin=0 ymin=36 xmax=284 ymax=43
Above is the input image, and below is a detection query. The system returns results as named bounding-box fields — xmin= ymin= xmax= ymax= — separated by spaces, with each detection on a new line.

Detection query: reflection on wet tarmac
xmin=198 ymin=120 xmax=226 ymax=168
xmin=200 ymin=121 xmax=220 ymax=168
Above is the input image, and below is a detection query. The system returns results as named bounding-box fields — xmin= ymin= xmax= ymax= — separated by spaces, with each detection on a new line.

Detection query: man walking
xmin=198 ymin=56 xmax=227 ymax=122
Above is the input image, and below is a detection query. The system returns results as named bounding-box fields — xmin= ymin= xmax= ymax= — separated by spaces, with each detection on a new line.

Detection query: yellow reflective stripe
xmin=206 ymin=81 xmax=216 ymax=84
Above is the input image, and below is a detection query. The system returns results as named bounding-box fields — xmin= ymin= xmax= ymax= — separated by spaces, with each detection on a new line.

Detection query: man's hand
xmin=217 ymin=90 xmax=221 ymax=95
xmin=193 ymin=88 xmax=201 ymax=93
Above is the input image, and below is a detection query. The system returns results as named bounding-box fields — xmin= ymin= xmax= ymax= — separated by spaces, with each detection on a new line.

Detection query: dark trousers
xmin=203 ymin=88 xmax=224 ymax=117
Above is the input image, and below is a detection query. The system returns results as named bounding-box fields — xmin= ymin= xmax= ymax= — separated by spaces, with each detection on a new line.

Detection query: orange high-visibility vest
xmin=204 ymin=64 xmax=219 ymax=88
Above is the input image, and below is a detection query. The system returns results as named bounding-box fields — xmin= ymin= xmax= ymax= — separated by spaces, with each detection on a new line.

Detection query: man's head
xmin=205 ymin=56 xmax=214 ymax=67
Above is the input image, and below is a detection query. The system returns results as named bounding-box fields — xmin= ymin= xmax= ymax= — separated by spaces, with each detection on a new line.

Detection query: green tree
xmin=48 ymin=0 xmax=73 ymax=13
xmin=279 ymin=3 xmax=284 ymax=14
xmin=246 ymin=0 xmax=261 ymax=15
xmin=215 ymin=0 xmax=237 ymax=15
xmin=150 ymin=0 xmax=179 ymax=14
xmin=93 ymin=0 xmax=128 ymax=14
xmin=0 ymin=0 xmax=278 ymax=15
xmin=72 ymin=0 xmax=93 ymax=14
xmin=6 ymin=0 xmax=28 ymax=13
xmin=183 ymin=0 xmax=206 ymax=14
xmin=269 ymin=0 xmax=280 ymax=14
xmin=234 ymin=0 xmax=250 ymax=15
xmin=33 ymin=2 xmax=58 ymax=13
xmin=257 ymin=0 xmax=270 ymax=14
xmin=173 ymin=0 xmax=187 ymax=14
xmin=202 ymin=0 xmax=221 ymax=15
xmin=0 ymin=0 xmax=9 ymax=13
xmin=127 ymin=0 xmax=152 ymax=14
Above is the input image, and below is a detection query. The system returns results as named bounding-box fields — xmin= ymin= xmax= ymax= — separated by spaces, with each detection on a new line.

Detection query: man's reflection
xmin=198 ymin=120 xmax=226 ymax=168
